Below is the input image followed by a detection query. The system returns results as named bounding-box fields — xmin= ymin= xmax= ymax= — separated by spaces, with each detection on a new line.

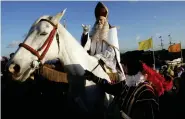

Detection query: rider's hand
xmin=82 ymin=24 xmax=91 ymax=34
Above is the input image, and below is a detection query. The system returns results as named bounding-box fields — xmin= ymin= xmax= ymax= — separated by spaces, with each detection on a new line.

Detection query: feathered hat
xmin=142 ymin=62 xmax=173 ymax=96
xmin=121 ymin=51 xmax=173 ymax=96
xmin=94 ymin=2 xmax=108 ymax=19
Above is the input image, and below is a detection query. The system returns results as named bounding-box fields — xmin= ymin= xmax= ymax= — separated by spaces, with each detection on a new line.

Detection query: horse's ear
xmin=52 ymin=8 xmax=67 ymax=25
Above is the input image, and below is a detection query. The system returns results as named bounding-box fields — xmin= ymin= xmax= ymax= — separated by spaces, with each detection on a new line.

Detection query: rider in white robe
xmin=81 ymin=2 xmax=125 ymax=81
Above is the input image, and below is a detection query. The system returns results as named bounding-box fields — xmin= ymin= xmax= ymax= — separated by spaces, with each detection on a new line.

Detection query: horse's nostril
xmin=14 ymin=64 xmax=21 ymax=73
xmin=9 ymin=63 xmax=21 ymax=74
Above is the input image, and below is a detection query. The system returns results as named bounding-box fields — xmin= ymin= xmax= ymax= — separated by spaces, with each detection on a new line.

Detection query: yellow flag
xmin=138 ymin=38 xmax=153 ymax=50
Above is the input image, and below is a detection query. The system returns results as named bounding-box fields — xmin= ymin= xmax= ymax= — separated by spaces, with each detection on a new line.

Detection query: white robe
xmin=83 ymin=27 xmax=126 ymax=81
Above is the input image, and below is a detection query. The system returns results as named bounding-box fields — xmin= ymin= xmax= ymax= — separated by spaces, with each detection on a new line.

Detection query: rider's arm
xmin=81 ymin=33 xmax=88 ymax=47
xmin=81 ymin=33 xmax=91 ymax=52
xmin=81 ymin=24 xmax=91 ymax=52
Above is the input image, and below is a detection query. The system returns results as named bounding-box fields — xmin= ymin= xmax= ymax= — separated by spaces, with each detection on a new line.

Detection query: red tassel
xmin=142 ymin=63 xmax=173 ymax=96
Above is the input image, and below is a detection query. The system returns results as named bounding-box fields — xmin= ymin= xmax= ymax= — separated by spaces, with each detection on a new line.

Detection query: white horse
xmin=7 ymin=9 xmax=114 ymax=118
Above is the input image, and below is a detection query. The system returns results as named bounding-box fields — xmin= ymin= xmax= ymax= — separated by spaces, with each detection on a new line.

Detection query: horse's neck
xmin=57 ymin=25 xmax=110 ymax=81
xmin=58 ymin=25 xmax=92 ymax=75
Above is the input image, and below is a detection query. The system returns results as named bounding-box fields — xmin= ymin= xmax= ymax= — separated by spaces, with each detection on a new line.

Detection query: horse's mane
xmin=56 ymin=19 xmax=90 ymax=56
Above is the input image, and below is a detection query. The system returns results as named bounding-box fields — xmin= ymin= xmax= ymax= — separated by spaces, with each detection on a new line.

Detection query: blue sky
xmin=1 ymin=1 xmax=185 ymax=57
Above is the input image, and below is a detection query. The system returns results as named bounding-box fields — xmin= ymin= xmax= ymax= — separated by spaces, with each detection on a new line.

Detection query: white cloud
xmin=155 ymin=33 xmax=160 ymax=37
xmin=7 ymin=40 xmax=21 ymax=48
xmin=136 ymin=35 xmax=140 ymax=41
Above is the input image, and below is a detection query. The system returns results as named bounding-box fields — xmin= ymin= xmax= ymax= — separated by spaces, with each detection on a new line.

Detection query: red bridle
xmin=19 ymin=19 xmax=58 ymax=61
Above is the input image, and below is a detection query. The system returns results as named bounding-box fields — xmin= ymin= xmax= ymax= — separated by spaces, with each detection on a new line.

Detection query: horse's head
xmin=7 ymin=9 xmax=67 ymax=82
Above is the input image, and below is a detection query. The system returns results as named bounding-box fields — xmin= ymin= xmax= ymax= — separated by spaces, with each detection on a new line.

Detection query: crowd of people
xmin=159 ymin=62 xmax=185 ymax=79
xmin=2 ymin=52 xmax=185 ymax=119
xmin=157 ymin=62 xmax=185 ymax=119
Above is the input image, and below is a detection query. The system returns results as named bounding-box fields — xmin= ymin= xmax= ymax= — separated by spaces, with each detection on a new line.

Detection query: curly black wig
xmin=121 ymin=50 xmax=143 ymax=76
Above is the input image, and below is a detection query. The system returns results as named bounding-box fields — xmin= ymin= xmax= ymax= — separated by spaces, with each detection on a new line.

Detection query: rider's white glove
xmin=82 ymin=24 xmax=91 ymax=35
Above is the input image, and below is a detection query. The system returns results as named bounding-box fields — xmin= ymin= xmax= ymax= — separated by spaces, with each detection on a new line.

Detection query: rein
xmin=91 ymin=59 xmax=106 ymax=72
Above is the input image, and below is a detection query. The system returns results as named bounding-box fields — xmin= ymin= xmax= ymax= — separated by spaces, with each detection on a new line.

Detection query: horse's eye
xmin=40 ymin=32 xmax=48 ymax=36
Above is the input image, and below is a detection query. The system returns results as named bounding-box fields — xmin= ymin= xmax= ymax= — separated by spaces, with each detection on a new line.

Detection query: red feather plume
xmin=142 ymin=63 xmax=173 ymax=96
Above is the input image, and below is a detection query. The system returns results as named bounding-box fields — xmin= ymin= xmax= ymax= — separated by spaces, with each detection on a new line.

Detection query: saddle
xmin=40 ymin=64 xmax=68 ymax=83
xmin=29 ymin=64 xmax=68 ymax=83
xmin=33 ymin=60 xmax=119 ymax=84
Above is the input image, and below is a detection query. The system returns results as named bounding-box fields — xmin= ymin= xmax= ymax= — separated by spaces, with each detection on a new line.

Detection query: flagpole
xmin=180 ymin=41 xmax=183 ymax=64
xmin=152 ymin=36 xmax=156 ymax=70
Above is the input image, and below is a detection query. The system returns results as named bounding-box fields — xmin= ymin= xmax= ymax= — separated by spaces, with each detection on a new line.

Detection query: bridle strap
xmin=19 ymin=43 xmax=40 ymax=58
xmin=38 ymin=19 xmax=57 ymax=51
xmin=40 ymin=19 xmax=57 ymax=28
xmin=39 ymin=27 xmax=57 ymax=60
xmin=19 ymin=19 xmax=58 ymax=61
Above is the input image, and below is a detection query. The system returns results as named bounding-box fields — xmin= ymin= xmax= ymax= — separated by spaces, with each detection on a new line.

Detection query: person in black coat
xmin=84 ymin=50 xmax=173 ymax=119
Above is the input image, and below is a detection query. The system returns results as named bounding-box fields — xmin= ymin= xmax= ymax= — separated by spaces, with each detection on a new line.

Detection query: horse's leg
xmin=66 ymin=75 xmax=89 ymax=118
xmin=74 ymin=96 xmax=88 ymax=112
